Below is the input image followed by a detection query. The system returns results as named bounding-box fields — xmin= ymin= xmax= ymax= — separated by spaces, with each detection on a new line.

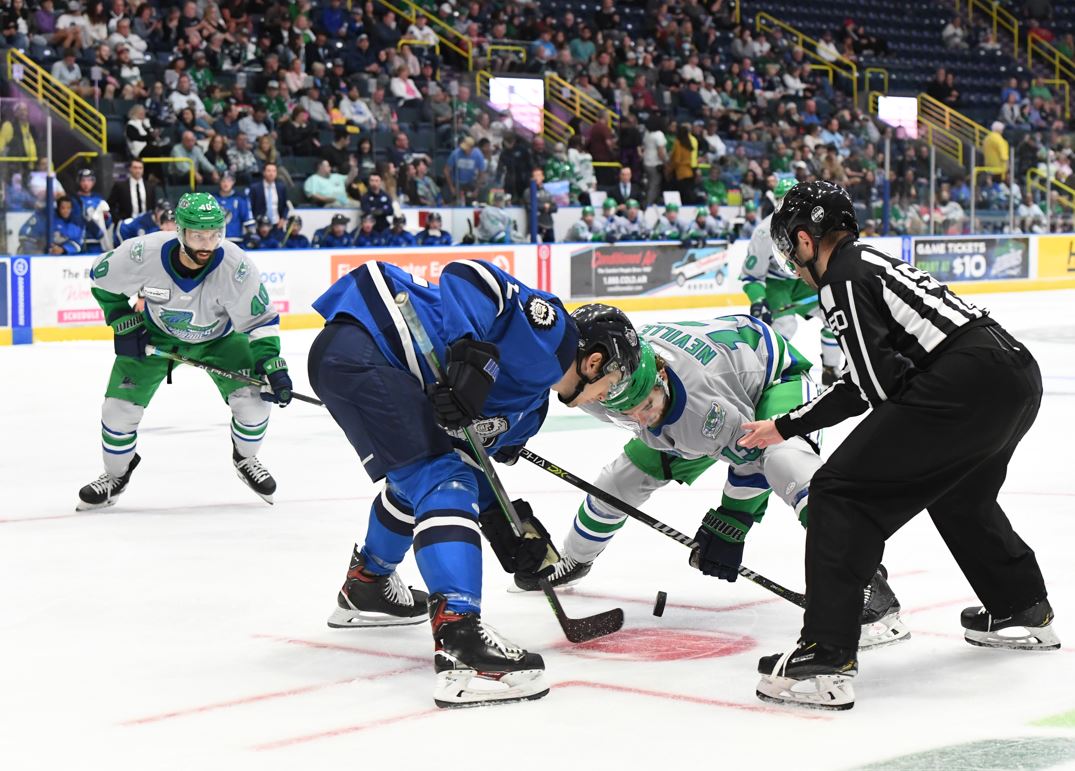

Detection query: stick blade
xmin=563 ymin=608 xmax=625 ymax=643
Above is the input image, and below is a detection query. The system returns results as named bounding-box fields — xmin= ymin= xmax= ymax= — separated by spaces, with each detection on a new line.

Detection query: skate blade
xmin=75 ymin=497 xmax=118 ymax=512
xmin=964 ymin=625 xmax=1061 ymax=651
xmin=859 ymin=613 xmax=912 ymax=651
xmin=755 ymin=674 xmax=855 ymax=711
xmin=234 ymin=468 xmax=274 ymax=505
xmin=434 ymin=669 xmax=549 ymax=708
xmin=327 ymin=606 xmax=427 ymax=629
xmin=507 ymin=576 xmax=585 ymax=594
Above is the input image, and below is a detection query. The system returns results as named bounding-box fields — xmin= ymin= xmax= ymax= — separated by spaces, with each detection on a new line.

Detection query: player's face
xmin=182 ymin=227 xmax=223 ymax=263
xmin=621 ymin=382 xmax=668 ymax=429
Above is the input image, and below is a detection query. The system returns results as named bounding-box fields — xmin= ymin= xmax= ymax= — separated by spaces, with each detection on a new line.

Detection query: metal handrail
xmin=487 ymin=44 xmax=527 ymax=63
xmin=958 ymin=0 xmax=1020 ymax=57
xmin=544 ymin=73 xmax=618 ymax=130
xmin=375 ymin=0 xmax=472 ymax=69
xmin=868 ymin=91 xmax=963 ymax=165
xmin=1042 ymin=78 xmax=1071 ymax=120
xmin=1028 ymin=35 xmax=1075 ymax=88
xmin=864 ymin=66 xmax=888 ymax=95
xmin=54 ymin=151 xmax=98 ymax=175
xmin=475 ymin=69 xmax=574 ymax=145
xmin=755 ymin=12 xmax=862 ymax=103
xmin=1027 ymin=167 xmax=1075 ymax=212
xmin=6 ymin=49 xmax=107 ymax=152
xmin=917 ymin=93 xmax=990 ymax=151
xmin=140 ymin=156 xmax=196 ymax=191
xmin=396 ymin=38 xmax=440 ymax=54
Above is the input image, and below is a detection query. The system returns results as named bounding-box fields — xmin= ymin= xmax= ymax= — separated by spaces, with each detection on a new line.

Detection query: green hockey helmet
xmin=602 ymin=342 xmax=658 ymax=412
xmin=176 ymin=192 xmax=225 ymax=258
xmin=582 ymin=205 xmax=595 ymax=216
xmin=708 ymin=194 xmax=723 ymax=206
xmin=602 ymin=198 xmax=617 ymax=210
xmin=774 ymin=178 xmax=796 ymax=199
xmin=625 ymin=198 xmax=640 ymax=209
xmin=744 ymin=200 xmax=757 ymax=213
xmin=665 ymin=202 xmax=680 ymax=213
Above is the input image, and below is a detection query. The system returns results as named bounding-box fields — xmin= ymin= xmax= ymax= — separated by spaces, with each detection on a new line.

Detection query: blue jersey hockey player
xmin=214 ymin=173 xmax=255 ymax=242
xmin=416 ymin=212 xmax=453 ymax=246
xmin=71 ymin=168 xmax=112 ymax=253
xmin=114 ymin=200 xmax=176 ymax=244
xmin=314 ymin=213 xmax=357 ymax=248
xmin=308 ymin=260 xmax=642 ymax=708
xmin=385 ymin=215 xmax=417 ymax=247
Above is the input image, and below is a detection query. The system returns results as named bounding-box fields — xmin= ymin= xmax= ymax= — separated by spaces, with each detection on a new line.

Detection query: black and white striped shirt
xmin=775 ymin=237 xmax=988 ymax=438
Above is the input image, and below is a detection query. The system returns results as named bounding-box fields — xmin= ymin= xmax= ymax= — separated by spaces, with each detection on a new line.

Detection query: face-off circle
xmin=562 ymin=628 xmax=756 ymax=661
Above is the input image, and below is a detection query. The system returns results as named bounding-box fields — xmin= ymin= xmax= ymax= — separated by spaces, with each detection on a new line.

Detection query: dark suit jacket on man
xmin=247 ymin=178 xmax=292 ymax=222
xmin=107 ymin=176 xmax=160 ymax=222
xmin=607 ymin=181 xmax=643 ymax=206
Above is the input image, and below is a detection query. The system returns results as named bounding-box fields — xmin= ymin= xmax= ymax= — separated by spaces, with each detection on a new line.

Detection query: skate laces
xmin=236 ymin=455 xmax=271 ymax=483
xmin=382 ymin=572 xmax=415 ymax=607
xmin=87 ymin=473 xmax=119 ymax=496
xmin=550 ymin=555 xmax=578 ymax=581
xmin=477 ymin=620 xmax=525 ymax=659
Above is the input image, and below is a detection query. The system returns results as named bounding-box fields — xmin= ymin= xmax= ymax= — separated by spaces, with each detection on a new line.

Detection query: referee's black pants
xmin=803 ymin=323 xmax=1049 ymax=649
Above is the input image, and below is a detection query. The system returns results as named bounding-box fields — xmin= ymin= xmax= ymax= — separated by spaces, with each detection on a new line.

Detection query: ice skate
xmin=430 ymin=593 xmax=549 ymax=708
xmin=233 ymin=445 xmax=276 ymax=504
xmin=756 ymin=640 xmax=857 ymax=711
xmin=76 ymin=454 xmax=141 ymax=511
xmin=510 ymin=554 xmax=592 ymax=593
xmin=859 ymin=565 xmax=910 ymax=650
xmin=327 ymin=548 xmax=428 ymax=628
xmin=962 ymin=599 xmax=1060 ymax=651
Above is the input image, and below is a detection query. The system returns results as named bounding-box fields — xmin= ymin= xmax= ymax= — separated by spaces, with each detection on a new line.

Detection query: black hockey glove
xmin=428 ymin=338 xmax=499 ymax=430
xmin=689 ymin=507 xmax=754 ymax=582
xmin=478 ymin=498 xmax=558 ymax=575
xmin=257 ymin=356 xmax=293 ymax=407
xmin=493 ymin=444 xmax=524 ymax=465
xmin=749 ymin=298 xmax=772 ymax=325
xmin=110 ymin=311 xmax=150 ymax=359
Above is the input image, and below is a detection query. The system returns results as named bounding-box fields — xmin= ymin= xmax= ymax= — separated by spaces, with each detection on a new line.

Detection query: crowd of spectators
xmin=2 ymin=0 xmax=1074 ymax=247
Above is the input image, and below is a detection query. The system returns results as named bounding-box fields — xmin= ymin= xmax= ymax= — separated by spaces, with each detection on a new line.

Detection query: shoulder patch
xmin=234 ymin=259 xmax=249 ymax=283
xmin=700 ymin=401 xmax=726 ymax=440
xmin=525 ymin=296 xmax=557 ymax=329
xmin=130 ymin=242 xmax=144 ymax=263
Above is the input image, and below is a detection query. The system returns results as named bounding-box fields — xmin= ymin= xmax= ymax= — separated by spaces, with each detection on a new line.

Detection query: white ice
xmin=2 ymin=291 xmax=1075 ymax=771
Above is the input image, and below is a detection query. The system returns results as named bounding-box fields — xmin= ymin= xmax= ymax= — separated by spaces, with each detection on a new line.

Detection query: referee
xmin=740 ymin=181 xmax=1058 ymax=711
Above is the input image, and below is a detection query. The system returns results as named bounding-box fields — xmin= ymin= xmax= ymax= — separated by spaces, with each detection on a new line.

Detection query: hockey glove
xmin=690 ymin=507 xmax=754 ymax=582
xmin=478 ymin=498 xmax=558 ymax=575
xmin=257 ymin=356 xmax=293 ymax=407
xmin=749 ymin=299 xmax=772 ymax=325
xmin=428 ymin=338 xmax=499 ymax=430
xmin=110 ymin=311 xmax=150 ymax=359
xmin=493 ymin=444 xmax=524 ymax=466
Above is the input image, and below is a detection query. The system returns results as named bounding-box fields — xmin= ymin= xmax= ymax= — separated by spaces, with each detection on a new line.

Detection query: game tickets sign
xmin=911 ymin=236 xmax=1030 ymax=282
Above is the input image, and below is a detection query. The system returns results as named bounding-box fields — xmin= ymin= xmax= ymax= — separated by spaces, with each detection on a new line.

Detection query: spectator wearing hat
xmin=304 ymin=159 xmax=352 ymax=207
xmin=351 ymin=214 xmax=386 ymax=247
xmin=416 ymin=211 xmax=452 ymax=245
xmin=739 ymin=200 xmax=759 ymax=238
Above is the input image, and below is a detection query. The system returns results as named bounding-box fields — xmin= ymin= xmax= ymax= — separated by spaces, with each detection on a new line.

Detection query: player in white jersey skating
xmin=514 ymin=316 xmax=908 ymax=649
xmin=76 ymin=193 xmax=294 ymax=510
xmin=741 ymin=179 xmax=842 ymax=384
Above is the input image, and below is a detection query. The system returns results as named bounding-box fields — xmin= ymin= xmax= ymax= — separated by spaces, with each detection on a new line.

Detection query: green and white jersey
xmin=739 ymin=212 xmax=798 ymax=288
xmin=583 ymin=316 xmax=810 ymax=462
xmin=90 ymin=230 xmax=279 ymax=345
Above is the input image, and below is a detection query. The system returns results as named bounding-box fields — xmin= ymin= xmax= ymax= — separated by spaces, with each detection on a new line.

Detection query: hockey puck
xmin=653 ymin=591 xmax=668 ymax=617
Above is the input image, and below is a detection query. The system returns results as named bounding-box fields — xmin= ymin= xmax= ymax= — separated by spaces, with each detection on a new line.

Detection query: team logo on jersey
xmin=142 ymin=286 xmax=171 ymax=302
xmin=234 ymin=260 xmax=249 ymax=284
xmin=810 ymin=206 xmax=825 ymax=223
xmin=701 ymin=402 xmax=726 ymax=439
xmin=525 ymin=296 xmax=557 ymax=328
xmin=130 ymin=242 xmax=144 ymax=263
xmin=157 ymin=308 xmax=221 ymax=341
xmin=448 ymin=416 xmax=509 ymax=447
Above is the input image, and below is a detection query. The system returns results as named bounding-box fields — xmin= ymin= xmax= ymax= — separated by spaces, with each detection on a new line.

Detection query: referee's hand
xmin=738 ymin=420 xmax=785 ymax=450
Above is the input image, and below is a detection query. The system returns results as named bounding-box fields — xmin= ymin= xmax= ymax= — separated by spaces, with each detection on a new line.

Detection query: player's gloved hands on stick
xmin=750 ymin=298 xmax=772 ymax=325
xmin=493 ymin=444 xmax=524 ymax=465
xmin=257 ymin=356 xmax=293 ymax=407
xmin=111 ymin=312 xmax=150 ymax=359
xmin=478 ymin=498 xmax=557 ymax=575
xmin=690 ymin=507 xmax=754 ymax=582
xmin=429 ymin=337 xmax=499 ymax=430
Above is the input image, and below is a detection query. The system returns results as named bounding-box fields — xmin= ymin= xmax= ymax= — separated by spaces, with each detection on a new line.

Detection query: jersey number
xmin=721 ymin=444 xmax=763 ymax=465
xmin=250 ymin=284 xmax=270 ymax=316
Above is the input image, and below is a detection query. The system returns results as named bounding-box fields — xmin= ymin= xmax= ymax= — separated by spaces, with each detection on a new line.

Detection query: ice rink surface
xmin=2 ymin=290 xmax=1074 ymax=771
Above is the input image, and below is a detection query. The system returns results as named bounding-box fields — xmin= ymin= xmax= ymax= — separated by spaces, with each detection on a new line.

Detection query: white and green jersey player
xmin=76 ymin=192 xmax=294 ymax=511
xmin=740 ymin=179 xmax=842 ymax=384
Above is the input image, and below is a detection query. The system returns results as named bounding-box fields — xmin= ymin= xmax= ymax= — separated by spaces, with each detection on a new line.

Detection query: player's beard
xmin=181 ymin=244 xmax=214 ymax=267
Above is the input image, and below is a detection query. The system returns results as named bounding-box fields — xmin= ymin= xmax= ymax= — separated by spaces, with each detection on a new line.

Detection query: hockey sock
xmin=101 ymin=397 xmax=143 ymax=478
xmin=229 ymin=389 xmax=271 ymax=458
xmin=565 ymin=496 xmax=628 ymax=564
xmin=360 ymin=485 xmax=416 ymax=575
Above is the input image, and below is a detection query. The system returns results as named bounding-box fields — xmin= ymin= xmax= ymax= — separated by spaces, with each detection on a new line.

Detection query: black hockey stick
xmin=144 ymin=345 xmax=325 ymax=406
xmin=518 ymin=448 xmax=807 ymax=608
xmin=394 ymin=292 xmax=624 ymax=643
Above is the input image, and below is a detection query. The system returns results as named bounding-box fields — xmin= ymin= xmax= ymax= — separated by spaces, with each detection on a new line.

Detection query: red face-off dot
xmin=563 ymin=629 xmax=756 ymax=661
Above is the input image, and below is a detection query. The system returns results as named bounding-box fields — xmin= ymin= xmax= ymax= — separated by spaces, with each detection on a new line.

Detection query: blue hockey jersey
xmin=417 ymin=229 xmax=453 ymax=246
xmin=114 ymin=211 xmax=161 ymax=244
xmin=312 ymin=260 xmax=579 ymax=453
xmin=385 ymin=229 xmax=417 ymax=247
xmin=215 ymin=191 xmax=254 ymax=240
xmin=352 ymin=228 xmax=387 ymax=248
xmin=314 ymin=227 xmax=357 ymax=248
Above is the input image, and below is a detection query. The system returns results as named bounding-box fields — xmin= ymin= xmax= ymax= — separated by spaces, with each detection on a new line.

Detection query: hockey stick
xmin=394 ymin=292 xmax=624 ymax=643
xmin=517 ymin=448 xmax=807 ymax=608
xmin=144 ymin=345 xmax=325 ymax=406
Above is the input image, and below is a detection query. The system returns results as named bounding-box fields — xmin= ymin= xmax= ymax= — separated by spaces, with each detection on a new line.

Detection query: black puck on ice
xmin=653 ymin=590 xmax=667 ymax=617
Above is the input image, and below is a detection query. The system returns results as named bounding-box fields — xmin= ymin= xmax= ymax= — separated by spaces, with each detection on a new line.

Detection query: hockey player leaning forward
xmin=740 ymin=181 xmax=1059 ymax=711
xmin=513 ymin=315 xmax=906 ymax=650
xmin=77 ymin=193 xmax=294 ymax=510
xmin=741 ymin=177 xmax=842 ymax=384
xmin=307 ymin=260 xmax=642 ymax=708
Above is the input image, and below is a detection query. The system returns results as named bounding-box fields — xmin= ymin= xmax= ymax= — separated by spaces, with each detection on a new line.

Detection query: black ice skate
xmin=859 ymin=565 xmax=910 ymax=650
xmin=821 ymin=365 xmax=838 ymax=386
xmin=76 ymin=454 xmax=141 ymax=511
xmin=327 ymin=548 xmax=428 ymax=628
xmin=962 ymin=598 xmax=1061 ymax=651
xmin=510 ymin=554 xmax=592 ymax=593
xmin=430 ymin=593 xmax=549 ymax=708
xmin=232 ymin=445 xmax=276 ymax=504
xmin=756 ymin=640 xmax=858 ymax=711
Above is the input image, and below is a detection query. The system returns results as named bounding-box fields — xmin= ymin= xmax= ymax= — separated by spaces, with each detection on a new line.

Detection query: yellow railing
xmin=958 ymin=0 xmax=1020 ymax=57
xmin=141 ymin=156 xmax=195 ymax=191
xmin=918 ymin=93 xmax=990 ymax=152
xmin=475 ymin=70 xmax=574 ymax=145
xmin=755 ymin=12 xmax=866 ymax=103
xmin=1028 ymin=35 xmax=1075 ymax=88
xmin=864 ymin=66 xmax=888 ymax=95
xmin=1027 ymin=168 xmax=1075 ymax=212
xmin=1043 ymin=78 xmax=1071 ymax=120
xmin=544 ymin=73 xmax=618 ymax=131
xmin=487 ymin=44 xmax=527 ymax=63
xmin=6 ymin=49 xmax=107 ymax=153
xmin=868 ymin=91 xmax=963 ymax=165
xmin=54 ymin=151 xmax=98 ymax=175
xmin=375 ymin=0 xmax=472 ymax=69
xmin=397 ymin=38 xmax=439 ymax=55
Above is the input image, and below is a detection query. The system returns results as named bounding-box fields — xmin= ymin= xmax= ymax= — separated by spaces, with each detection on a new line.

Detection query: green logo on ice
xmin=157 ymin=308 xmax=221 ymax=341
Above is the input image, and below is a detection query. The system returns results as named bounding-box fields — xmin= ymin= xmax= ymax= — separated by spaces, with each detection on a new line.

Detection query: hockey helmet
xmin=665 ymin=202 xmax=680 ymax=213
xmin=602 ymin=342 xmax=658 ymax=412
xmin=331 ymin=213 xmax=350 ymax=227
xmin=566 ymin=303 xmax=643 ymax=404
xmin=176 ymin=192 xmax=225 ymax=258
xmin=625 ymin=198 xmax=640 ymax=210
xmin=156 ymin=199 xmax=176 ymax=223
xmin=602 ymin=198 xmax=617 ymax=211
xmin=581 ymin=205 xmax=595 ymax=216
xmin=770 ymin=180 xmax=858 ymax=271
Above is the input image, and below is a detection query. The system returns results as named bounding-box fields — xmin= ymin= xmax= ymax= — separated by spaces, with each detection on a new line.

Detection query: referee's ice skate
xmin=756 ymin=640 xmax=858 ymax=711
xmin=962 ymin=599 xmax=1060 ymax=651
xmin=858 ymin=565 xmax=910 ymax=650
